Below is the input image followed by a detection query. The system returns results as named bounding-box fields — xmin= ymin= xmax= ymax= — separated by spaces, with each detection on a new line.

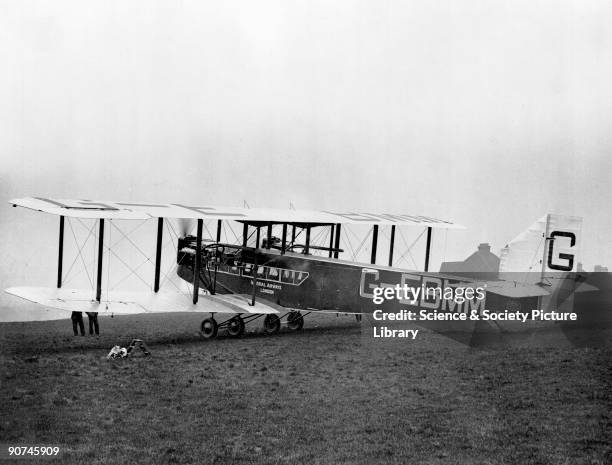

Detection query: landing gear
xmin=200 ymin=312 xmax=309 ymax=339
xmin=226 ymin=316 xmax=245 ymax=337
xmin=263 ymin=314 xmax=281 ymax=334
xmin=355 ymin=314 xmax=362 ymax=322
xmin=287 ymin=311 xmax=304 ymax=331
xmin=201 ymin=317 xmax=218 ymax=339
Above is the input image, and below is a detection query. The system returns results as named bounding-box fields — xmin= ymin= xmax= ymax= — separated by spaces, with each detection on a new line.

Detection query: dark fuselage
xmin=176 ymin=246 xmax=509 ymax=315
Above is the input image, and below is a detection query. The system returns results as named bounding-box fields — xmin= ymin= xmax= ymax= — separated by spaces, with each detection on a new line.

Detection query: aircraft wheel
xmin=263 ymin=314 xmax=281 ymax=335
xmin=286 ymin=311 xmax=304 ymax=331
xmin=227 ymin=316 xmax=245 ymax=337
xmin=355 ymin=314 xmax=362 ymax=322
xmin=201 ymin=318 xmax=218 ymax=339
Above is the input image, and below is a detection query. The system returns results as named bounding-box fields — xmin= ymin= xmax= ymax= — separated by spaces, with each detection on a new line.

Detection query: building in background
xmin=439 ymin=243 xmax=500 ymax=279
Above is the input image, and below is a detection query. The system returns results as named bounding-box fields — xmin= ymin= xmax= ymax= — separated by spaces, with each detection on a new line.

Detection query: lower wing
xmin=4 ymin=286 xmax=281 ymax=317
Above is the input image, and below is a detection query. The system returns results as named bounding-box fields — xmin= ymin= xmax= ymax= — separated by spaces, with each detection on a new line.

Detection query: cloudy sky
xmin=1 ymin=0 xmax=611 ymax=318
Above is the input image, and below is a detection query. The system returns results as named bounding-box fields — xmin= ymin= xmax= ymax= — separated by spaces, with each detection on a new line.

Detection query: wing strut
xmin=250 ymin=252 xmax=258 ymax=306
xmin=388 ymin=225 xmax=396 ymax=266
xmin=328 ymin=224 xmax=335 ymax=258
xmin=304 ymin=226 xmax=311 ymax=254
xmin=192 ymin=219 xmax=203 ymax=304
xmin=281 ymin=223 xmax=287 ymax=254
xmin=213 ymin=219 xmax=222 ymax=295
xmin=153 ymin=218 xmax=163 ymax=292
xmin=333 ymin=224 xmax=342 ymax=258
xmin=57 ymin=216 xmax=64 ymax=288
xmin=370 ymin=225 xmax=379 ymax=264
xmin=96 ymin=219 xmax=104 ymax=302
xmin=266 ymin=223 xmax=272 ymax=248
xmin=424 ymin=226 xmax=432 ymax=272
xmin=216 ymin=220 xmax=222 ymax=243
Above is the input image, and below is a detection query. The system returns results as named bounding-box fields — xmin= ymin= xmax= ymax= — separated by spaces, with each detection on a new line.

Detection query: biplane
xmin=4 ymin=197 xmax=592 ymax=339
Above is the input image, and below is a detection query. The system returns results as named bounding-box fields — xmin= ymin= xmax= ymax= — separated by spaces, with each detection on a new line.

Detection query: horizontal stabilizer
xmin=483 ymin=281 xmax=551 ymax=298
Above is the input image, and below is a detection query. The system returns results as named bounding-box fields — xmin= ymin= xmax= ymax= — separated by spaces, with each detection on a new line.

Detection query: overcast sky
xmin=1 ymin=0 xmax=611 ymax=319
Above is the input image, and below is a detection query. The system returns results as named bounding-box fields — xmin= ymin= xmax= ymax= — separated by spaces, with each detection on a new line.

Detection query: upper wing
xmin=9 ymin=197 xmax=464 ymax=229
xmin=5 ymin=286 xmax=280 ymax=316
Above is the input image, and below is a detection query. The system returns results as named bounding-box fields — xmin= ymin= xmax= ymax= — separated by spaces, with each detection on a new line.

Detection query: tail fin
xmin=499 ymin=214 xmax=582 ymax=282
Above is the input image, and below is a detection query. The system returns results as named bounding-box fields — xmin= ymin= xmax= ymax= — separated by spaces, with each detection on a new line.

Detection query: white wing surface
xmin=5 ymin=287 xmax=280 ymax=316
xmin=9 ymin=197 xmax=463 ymax=228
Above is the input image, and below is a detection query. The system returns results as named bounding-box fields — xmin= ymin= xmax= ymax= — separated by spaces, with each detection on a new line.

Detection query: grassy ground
xmin=0 ymin=309 xmax=610 ymax=464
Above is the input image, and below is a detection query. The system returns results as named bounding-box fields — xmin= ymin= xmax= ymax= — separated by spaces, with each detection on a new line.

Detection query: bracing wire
xmin=351 ymin=227 xmax=372 ymax=261
xmin=396 ymin=228 xmax=425 ymax=269
xmin=342 ymin=226 xmax=358 ymax=260
xmin=62 ymin=219 xmax=96 ymax=286
xmin=66 ymin=218 xmax=94 ymax=291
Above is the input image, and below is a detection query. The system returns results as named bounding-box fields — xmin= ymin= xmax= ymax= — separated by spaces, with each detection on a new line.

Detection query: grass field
xmin=1 ymin=308 xmax=611 ymax=464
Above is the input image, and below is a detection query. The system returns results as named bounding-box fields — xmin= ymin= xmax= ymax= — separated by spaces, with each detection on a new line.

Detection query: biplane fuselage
xmin=175 ymin=244 xmax=529 ymax=317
